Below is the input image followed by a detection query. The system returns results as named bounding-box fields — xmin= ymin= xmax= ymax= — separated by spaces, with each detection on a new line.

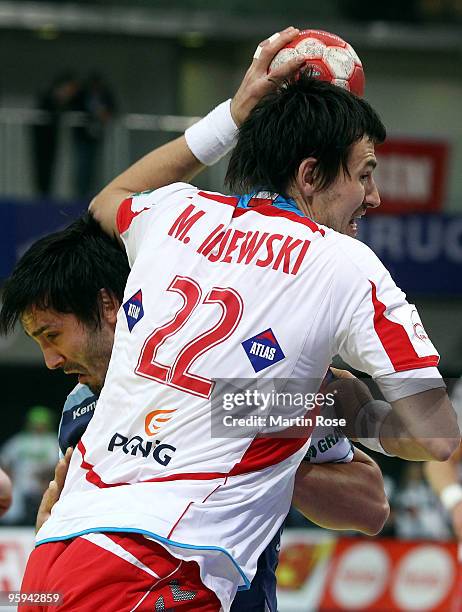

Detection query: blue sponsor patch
xmin=242 ymin=328 xmax=285 ymax=373
xmin=123 ymin=289 xmax=144 ymax=332
xmin=59 ymin=392 xmax=98 ymax=455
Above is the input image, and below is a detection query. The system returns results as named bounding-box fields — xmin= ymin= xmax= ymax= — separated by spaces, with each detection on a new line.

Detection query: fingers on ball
xmin=253 ymin=27 xmax=299 ymax=61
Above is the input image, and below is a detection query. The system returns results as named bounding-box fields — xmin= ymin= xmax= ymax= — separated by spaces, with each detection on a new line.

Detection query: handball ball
xmin=269 ymin=29 xmax=365 ymax=96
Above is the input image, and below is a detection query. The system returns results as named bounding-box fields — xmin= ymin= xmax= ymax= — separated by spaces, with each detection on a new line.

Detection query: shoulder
xmin=117 ymin=183 xmax=200 ymax=237
xmin=317 ymin=230 xmax=405 ymax=308
xmin=124 ymin=182 xmax=199 ymax=211
xmin=321 ymin=229 xmax=389 ymax=279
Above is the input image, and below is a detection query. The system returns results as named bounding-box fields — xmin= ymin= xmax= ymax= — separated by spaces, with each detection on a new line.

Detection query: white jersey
xmin=37 ymin=184 xmax=441 ymax=611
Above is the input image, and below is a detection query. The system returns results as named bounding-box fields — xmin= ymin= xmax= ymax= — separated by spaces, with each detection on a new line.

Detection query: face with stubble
xmin=301 ymin=137 xmax=381 ymax=238
xmin=22 ymin=291 xmax=118 ymax=394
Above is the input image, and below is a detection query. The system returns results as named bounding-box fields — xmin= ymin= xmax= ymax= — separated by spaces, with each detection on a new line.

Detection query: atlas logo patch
xmin=123 ymin=289 xmax=144 ymax=332
xmin=242 ymin=328 xmax=285 ymax=373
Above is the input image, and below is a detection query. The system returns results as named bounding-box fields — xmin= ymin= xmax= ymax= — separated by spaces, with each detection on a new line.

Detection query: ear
xmin=99 ymin=288 xmax=120 ymax=327
xmin=295 ymin=158 xmax=318 ymax=197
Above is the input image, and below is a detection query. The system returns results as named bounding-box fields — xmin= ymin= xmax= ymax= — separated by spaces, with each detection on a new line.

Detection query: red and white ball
xmin=269 ymin=29 xmax=365 ymax=96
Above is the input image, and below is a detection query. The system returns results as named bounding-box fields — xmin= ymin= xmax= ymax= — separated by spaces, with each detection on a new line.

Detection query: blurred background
xmin=0 ymin=0 xmax=462 ymax=609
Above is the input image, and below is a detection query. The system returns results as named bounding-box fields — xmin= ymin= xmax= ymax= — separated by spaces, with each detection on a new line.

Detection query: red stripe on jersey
xmin=197 ymin=191 xmax=239 ymax=208
xmin=78 ymin=440 xmax=129 ymax=488
xmin=247 ymin=197 xmax=275 ymax=208
xmin=233 ymin=206 xmax=325 ymax=236
xmin=104 ymin=532 xmax=180 ymax=574
xmin=370 ymin=281 xmax=439 ymax=371
xmin=167 ymin=502 xmax=194 ymax=539
xmin=228 ymin=433 xmax=312 ymax=476
xmin=77 ymin=426 xmax=311 ymax=489
xmin=116 ymin=196 xmax=152 ymax=235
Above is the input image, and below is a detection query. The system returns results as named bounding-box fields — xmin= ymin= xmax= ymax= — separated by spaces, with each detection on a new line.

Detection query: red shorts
xmin=20 ymin=532 xmax=221 ymax=611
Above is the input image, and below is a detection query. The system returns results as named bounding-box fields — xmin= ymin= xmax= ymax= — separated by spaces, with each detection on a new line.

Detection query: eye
xmin=360 ymin=174 xmax=371 ymax=184
xmin=45 ymin=332 xmax=59 ymax=341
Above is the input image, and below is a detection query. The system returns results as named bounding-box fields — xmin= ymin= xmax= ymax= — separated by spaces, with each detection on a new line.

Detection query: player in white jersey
xmin=1 ymin=27 xmax=459 ymax=611
xmin=23 ymin=215 xmax=387 ymax=611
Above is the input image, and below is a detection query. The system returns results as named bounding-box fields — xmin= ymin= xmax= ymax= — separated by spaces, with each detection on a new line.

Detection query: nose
xmin=365 ymin=178 xmax=380 ymax=209
xmin=43 ymin=347 xmax=65 ymax=370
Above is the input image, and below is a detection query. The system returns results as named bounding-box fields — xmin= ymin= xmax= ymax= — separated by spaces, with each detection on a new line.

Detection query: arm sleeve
xmin=331 ymin=236 xmax=441 ymax=400
xmin=116 ymin=182 xmax=198 ymax=266
xmin=58 ymin=384 xmax=98 ymax=456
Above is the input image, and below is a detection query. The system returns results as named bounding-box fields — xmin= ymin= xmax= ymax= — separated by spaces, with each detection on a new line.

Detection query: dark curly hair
xmin=0 ymin=213 xmax=130 ymax=334
xmin=225 ymin=70 xmax=386 ymax=196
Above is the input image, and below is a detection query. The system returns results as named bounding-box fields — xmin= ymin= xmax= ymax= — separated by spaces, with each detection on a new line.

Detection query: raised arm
xmin=90 ymin=26 xmax=307 ymax=238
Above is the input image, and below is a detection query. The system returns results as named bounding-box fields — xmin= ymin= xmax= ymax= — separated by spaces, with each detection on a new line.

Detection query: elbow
xmin=360 ymin=498 xmax=390 ymax=536
xmin=88 ymin=195 xmax=101 ymax=219
xmin=88 ymin=189 xmax=111 ymax=224
xmin=88 ymin=195 xmax=110 ymax=236
xmin=420 ymin=437 xmax=461 ymax=462
xmin=358 ymin=476 xmax=390 ymax=535
xmin=356 ymin=462 xmax=390 ymax=536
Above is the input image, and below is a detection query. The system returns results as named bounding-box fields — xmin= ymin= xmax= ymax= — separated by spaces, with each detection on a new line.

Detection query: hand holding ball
xmin=269 ymin=29 xmax=365 ymax=96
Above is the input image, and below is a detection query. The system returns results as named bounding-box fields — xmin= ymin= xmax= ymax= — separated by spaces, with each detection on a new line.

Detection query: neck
xmin=289 ymin=189 xmax=312 ymax=219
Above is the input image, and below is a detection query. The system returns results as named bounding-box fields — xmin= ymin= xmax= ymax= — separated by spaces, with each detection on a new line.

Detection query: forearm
xmin=292 ymin=448 xmax=389 ymax=535
xmin=381 ymin=436 xmax=451 ymax=461
xmin=90 ymin=27 xmax=305 ymax=238
xmin=105 ymin=136 xmax=203 ymax=195
xmin=380 ymin=388 xmax=460 ymax=461
xmin=333 ymin=377 xmax=460 ymax=461
xmin=90 ymin=136 xmax=204 ymax=237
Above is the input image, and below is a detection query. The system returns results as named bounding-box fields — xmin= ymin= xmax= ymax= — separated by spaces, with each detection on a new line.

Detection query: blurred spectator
xmin=393 ymin=462 xmax=451 ymax=540
xmin=32 ymin=72 xmax=80 ymax=196
xmin=0 ymin=406 xmax=57 ymax=525
xmin=424 ymin=377 xmax=462 ymax=543
xmin=71 ymin=72 xmax=116 ymax=198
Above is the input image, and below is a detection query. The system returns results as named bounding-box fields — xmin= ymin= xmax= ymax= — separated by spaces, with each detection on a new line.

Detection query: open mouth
xmin=348 ymin=218 xmax=360 ymax=235
xmin=349 ymin=209 xmax=366 ymax=235
xmin=349 ymin=218 xmax=359 ymax=231
xmin=64 ymin=369 xmax=86 ymax=382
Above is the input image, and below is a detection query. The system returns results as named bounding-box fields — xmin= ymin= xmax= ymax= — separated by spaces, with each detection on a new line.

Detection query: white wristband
xmin=355 ymin=399 xmax=395 ymax=457
xmin=440 ymin=483 xmax=462 ymax=512
xmin=184 ymin=99 xmax=238 ymax=166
